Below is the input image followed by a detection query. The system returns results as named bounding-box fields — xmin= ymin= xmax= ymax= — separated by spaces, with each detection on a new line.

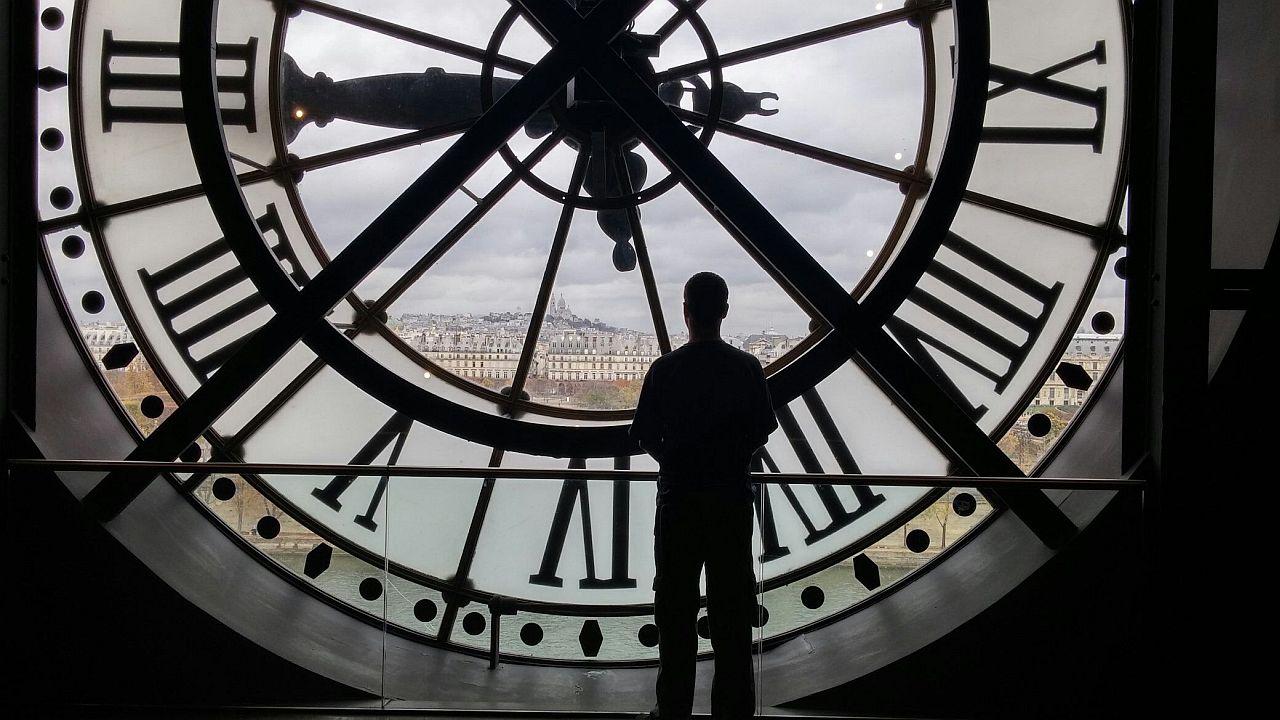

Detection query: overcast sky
xmin=274 ymin=0 xmax=922 ymax=338
xmin=48 ymin=0 xmax=1126 ymax=339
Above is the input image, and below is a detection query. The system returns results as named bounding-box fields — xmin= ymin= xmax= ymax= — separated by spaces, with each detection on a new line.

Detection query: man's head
xmin=683 ymin=272 xmax=729 ymax=338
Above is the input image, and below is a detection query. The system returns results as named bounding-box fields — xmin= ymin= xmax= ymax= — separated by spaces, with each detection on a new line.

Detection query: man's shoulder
xmin=648 ymin=342 xmax=700 ymax=369
xmin=646 ymin=348 xmax=678 ymax=373
xmin=726 ymin=344 xmax=763 ymax=366
xmin=657 ymin=341 xmax=763 ymax=371
xmin=714 ymin=343 xmax=766 ymax=375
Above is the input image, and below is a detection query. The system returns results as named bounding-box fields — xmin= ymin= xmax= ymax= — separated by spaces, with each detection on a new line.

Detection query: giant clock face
xmin=38 ymin=0 xmax=1127 ymax=663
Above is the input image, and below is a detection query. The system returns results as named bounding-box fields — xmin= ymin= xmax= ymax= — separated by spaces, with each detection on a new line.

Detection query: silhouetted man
xmin=631 ymin=272 xmax=778 ymax=720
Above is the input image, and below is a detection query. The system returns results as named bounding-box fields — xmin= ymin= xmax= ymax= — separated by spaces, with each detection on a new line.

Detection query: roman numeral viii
xmin=754 ymin=390 xmax=887 ymax=563
xmin=139 ymin=204 xmax=308 ymax=381
xmin=983 ymin=40 xmax=1108 ymax=152
xmin=885 ymin=231 xmax=1063 ymax=421
xmin=100 ymin=30 xmax=258 ymax=131
xmin=529 ymin=457 xmax=636 ymax=589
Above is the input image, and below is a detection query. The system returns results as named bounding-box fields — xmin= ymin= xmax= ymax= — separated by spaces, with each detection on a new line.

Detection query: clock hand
xmin=659 ymin=75 xmax=779 ymax=123
xmin=282 ymin=52 xmax=778 ymax=271
xmin=281 ymin=54 xmax=557 ymax=143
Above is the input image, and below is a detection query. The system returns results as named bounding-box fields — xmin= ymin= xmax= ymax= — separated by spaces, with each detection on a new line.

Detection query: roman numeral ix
xmin=983 ymin=40 xmax=1108 ymax=152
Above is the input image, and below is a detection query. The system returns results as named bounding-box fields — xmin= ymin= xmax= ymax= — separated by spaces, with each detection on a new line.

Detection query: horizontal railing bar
xmin=39 ymin=703 xmax=913 ymax=719
xmin=7 ymin=459 xmax=1143 ymax=490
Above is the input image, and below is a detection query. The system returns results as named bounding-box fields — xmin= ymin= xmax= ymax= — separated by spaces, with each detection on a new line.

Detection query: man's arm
xmin=746 ymin=360 xmax=778 ymax=453
xmin=630 ymin=367 xmax=665 ymax=463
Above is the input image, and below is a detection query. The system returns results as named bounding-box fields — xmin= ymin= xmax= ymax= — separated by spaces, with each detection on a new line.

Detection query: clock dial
xmin=42 ymin=0 xmax=1128 ymax=664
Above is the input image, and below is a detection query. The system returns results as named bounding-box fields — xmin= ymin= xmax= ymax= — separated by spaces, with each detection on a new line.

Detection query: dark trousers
xmin=654 ymin=491 xmax=756 ymax=720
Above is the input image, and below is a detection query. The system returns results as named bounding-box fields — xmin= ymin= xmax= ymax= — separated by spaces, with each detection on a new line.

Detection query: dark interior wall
xmin=2 ymin=428 xmax=367 ymax=707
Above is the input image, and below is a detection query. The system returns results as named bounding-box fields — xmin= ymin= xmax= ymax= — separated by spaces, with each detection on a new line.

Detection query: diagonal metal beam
xmin=515 ymin=0 xmax=1075 ymax=548
xmin=83 ymin=0 xmax=654 ymax=521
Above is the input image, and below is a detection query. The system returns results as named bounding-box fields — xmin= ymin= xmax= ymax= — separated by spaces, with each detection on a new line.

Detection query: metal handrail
xmin=7 ymin=458 xmax=1144 ymax=490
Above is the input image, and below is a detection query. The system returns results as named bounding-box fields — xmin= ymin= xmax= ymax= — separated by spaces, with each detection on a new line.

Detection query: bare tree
xmin=262 ymin=495 xmax=285 ymax=519
xmin=931 ymin=500 xmax=952 ymax=549
xmin=233 ymin=477 xmax=248 ymax=533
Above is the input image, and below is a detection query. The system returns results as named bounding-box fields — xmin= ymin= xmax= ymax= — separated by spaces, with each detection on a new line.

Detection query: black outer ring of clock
xmin=181 ymin=4 xmax=994 ymax=461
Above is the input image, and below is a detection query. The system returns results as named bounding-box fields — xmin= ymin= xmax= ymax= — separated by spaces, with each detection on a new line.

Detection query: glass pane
xmin=688 ymin=0 xmax=908 ymax=58
xmin=299 ymin=0 xmax=543 ymax=66
xmin=753 ymin=359 xmax=947 ymax=580
xmin=707 ymin=131 xmax=914 ymax=293
xmin=382 ymin=176 xmax=570 ymax=396
xmin=281 ymin=5 xmax=509 ymax=157
xmin=468 ymin=458 xmax=657 ymax=606
xmin=521 ymin=201 xmax=667 ymax=411
xmin=291 ymin=135 xmax=478 ymax=268
xmin=693 ymin=17 xmax=923 ymax=170
xmin=862 ymin=4 xmax=951 ymax=293
xmin=642 ymin=181 xmax=814 ymax=364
